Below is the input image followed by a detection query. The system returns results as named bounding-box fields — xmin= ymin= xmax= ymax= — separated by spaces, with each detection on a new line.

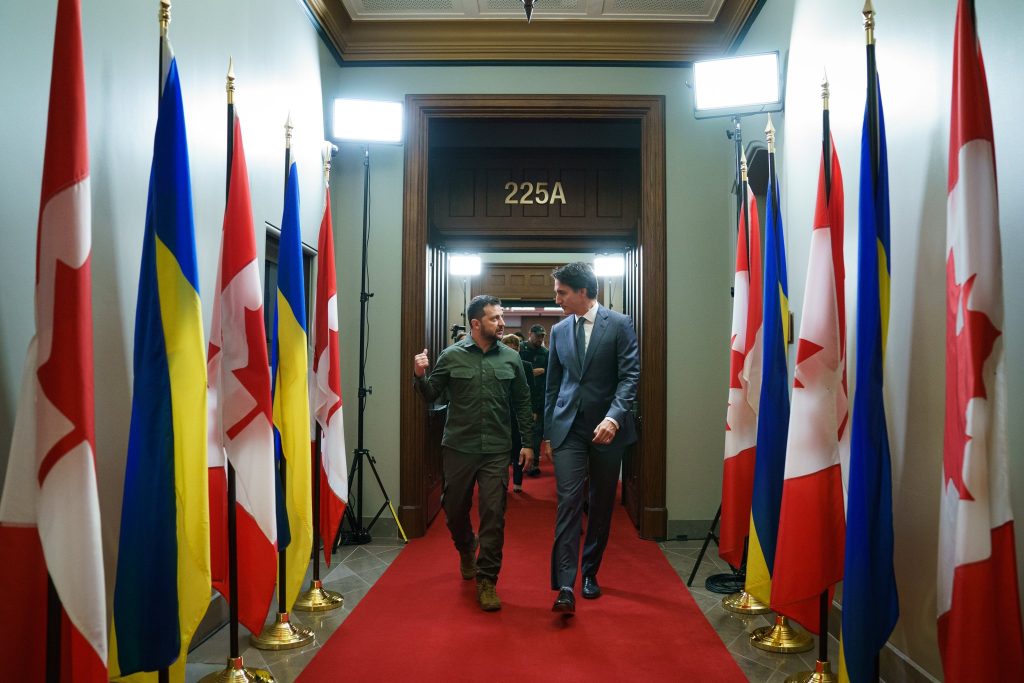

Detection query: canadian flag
xmin=0 ymin=0 xmax=107 ymax=679
xmin=207 ymin=112 xmax=278 ymax=634
xmin=719 ymin=182 xmax=762 ymax=569
xmin=312 ymin=154 xmax=349 ymax=564
xmin=770 ymin=132 xmax=847 ymax=633
xmin=938 ymin=0 xmax=1024 ymax=678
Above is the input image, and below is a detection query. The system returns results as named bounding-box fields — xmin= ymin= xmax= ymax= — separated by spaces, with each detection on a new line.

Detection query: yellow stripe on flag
xmin=275 ymin=291 xmax=313 ymax=610
xmin=744 ymin=515 xmax=772 ymax=605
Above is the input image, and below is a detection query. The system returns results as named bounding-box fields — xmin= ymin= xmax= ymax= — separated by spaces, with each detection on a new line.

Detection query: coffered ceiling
xmin=304 ymin=0 xmax=762 ymax=63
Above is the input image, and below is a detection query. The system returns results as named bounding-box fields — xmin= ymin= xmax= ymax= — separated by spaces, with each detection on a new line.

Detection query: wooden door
xmin=422 ymin=244 xmax=448 ymax=524
xmin=621 ymin=245 xmax=641 ymax=525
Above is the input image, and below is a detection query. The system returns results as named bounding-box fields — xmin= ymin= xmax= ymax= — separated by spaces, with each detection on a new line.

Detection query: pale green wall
xmin=743 ymin=0 xmax=1024 ymax=678
xmin=320 ymin=59 xmax=736 ymax=534
xmin=0 ymin=0 xmax=328 ymax=602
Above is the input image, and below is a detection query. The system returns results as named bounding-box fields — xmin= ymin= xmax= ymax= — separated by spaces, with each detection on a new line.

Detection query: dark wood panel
xmin=471 ymin=264 xmax=562 ymax=302
xmin=448 ymin=168 xmax=475 ymax=217
xmin=431 ymin=148 xmax=639 ymax=243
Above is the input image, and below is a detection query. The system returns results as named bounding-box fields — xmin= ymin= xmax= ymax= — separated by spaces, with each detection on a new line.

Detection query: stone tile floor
xmin=187 ymin=535 xmax=837 ymax=682
xmin=660 ymin=537 xmax=840 ymax=683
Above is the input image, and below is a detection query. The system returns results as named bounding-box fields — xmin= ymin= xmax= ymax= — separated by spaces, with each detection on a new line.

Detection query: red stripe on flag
xmin=719 ymin=448 xmax=755 ymax=568
xmin=948 ymin=0 xmax=995 ymax=193
xmin=938 ymin=522 xmax=1024 ymax=679
xmin=769 ymin=465 xmax=844 ymax=633
xmin=0 ymin=525 xmax=47 ymax=680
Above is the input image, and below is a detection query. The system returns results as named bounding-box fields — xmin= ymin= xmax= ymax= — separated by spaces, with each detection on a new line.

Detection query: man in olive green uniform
xmin=413 ymin=295 xmax=534 ymax=611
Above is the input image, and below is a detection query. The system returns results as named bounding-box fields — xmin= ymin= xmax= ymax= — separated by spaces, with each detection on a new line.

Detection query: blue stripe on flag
xmin=841 ymin=78 xmax=899 ymax=683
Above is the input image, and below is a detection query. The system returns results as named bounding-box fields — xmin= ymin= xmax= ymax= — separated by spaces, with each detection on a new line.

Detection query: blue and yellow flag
xmin=111 ymin=40 xmax=209 ymax=680
xmin=272 ymin=162 xmax=313 ymax=610
xmin=745 ymin=132 xmax=789 ymax=605
xmin=839 ymin=79 xmax=899 ymax=683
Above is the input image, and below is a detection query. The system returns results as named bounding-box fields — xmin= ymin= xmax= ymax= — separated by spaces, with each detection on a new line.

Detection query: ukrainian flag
xmin=272 ymin=162 xmax=313 ymax=610
xmin=745 ymin=141 xmax=789 ymax=605
xmin=111 ymin=40 xmax=209 ymax=680
xmin=839 ymin=79 xmax=899 ymax=683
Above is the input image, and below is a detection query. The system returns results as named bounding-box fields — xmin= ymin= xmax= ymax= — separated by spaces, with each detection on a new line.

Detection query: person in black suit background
xmin=519 ymin=324 xmax=548 ymax=475
xmin=541 ymin=262 xmax=640 ymax=615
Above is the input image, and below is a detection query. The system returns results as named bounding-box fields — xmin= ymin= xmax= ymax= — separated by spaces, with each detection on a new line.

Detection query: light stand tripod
xmin=689 ymin=116 xmax=750 ymax=596
xmin=338 ymin=146 xmax=407 ymax=546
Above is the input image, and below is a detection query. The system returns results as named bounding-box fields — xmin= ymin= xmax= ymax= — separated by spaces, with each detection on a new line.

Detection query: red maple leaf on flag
xmin=944 ymin=252 xmax=1001 ymax=501
xmin=226 ymin=305 xmax=273 ymax=440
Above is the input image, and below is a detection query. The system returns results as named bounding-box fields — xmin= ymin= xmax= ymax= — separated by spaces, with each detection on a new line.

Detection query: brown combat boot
xmin=476 ymin=577 xmax=501 ymax=612
xmin=459 ymin=536 xmax=478 ymax=580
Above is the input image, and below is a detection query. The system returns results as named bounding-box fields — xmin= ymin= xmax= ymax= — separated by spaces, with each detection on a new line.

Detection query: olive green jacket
xmin=416 ymin=337 xmax=533 ymax=454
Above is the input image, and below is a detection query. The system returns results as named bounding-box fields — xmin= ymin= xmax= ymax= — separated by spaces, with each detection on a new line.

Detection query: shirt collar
xmin=575 ymin=301 xmax=599 ymax=325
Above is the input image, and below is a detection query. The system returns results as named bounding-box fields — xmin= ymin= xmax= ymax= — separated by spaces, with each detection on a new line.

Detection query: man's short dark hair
xmin=552 ymin=262 xmax=598 ymax=300
xmin=467 ymin=294 xmax=501 ymax=323
xmin=530 ymin=324 xmax=546 ymax=336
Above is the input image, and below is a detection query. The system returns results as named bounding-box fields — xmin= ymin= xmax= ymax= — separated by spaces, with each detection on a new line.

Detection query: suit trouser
xmin=442 ymin=447 xmax=509 ymax=582
xmin=550 ymin=419 xmax=626 ymax=590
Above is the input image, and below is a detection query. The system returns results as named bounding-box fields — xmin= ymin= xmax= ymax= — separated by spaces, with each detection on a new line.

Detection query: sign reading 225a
xmin=504 ymin=180 xmax=566 ymax=205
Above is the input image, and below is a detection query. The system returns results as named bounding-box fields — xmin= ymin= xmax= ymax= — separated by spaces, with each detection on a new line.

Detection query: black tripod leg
xmin=686 ymin=505 xmax=722 ymax=587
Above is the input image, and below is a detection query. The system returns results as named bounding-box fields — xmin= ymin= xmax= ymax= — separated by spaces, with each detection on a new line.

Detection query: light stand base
xmin=722 ymin=590 xmax=772 ymax=614
xmin=249 ymin=612 xmax=314 ymax=651
xmin=751 ymin=615 xmax=814 ymax=653
xmin=198 ymin=657 xmax=274 ymax=683
xmin=785 ymin=659 xmax=838 ymax=683
xmin=293 ymin=580 xmax=344 ymax=612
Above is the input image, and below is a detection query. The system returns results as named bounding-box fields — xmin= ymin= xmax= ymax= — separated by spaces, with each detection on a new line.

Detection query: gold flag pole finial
xmin=226 ymin=57 xmax=235 ymax=104
xmin=765 ymin=115 xmax=776 ymax=154
xmin=159 ymin=0 xmax=171 ymax=37
xmin=285 ymin=112 xmax=294 ymax=150
xmin=740 ymin=148 xmax=749 ymax=183
xmin=863 ymin=0 xmax=875 ymax=45
xmin=821 ymin=70 xmax=830 ymax=110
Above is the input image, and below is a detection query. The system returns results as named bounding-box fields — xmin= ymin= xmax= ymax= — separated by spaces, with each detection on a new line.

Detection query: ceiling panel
xmin=306 ymin=0 xmax=759 ymax=63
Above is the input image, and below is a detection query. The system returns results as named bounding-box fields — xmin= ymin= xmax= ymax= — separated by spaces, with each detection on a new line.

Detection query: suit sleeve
xmin=511 ymin=359 xmax=534 ymax=446
xmin=543 ymin=330 xmax=563 ymax=439
xmin=606 ymin=316 xmax=640 ymax=427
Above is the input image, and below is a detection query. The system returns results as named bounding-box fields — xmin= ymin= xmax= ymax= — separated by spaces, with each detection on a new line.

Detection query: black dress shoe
xmin=552 ymin=588 xmax=575 ymax=615
xmin=582 ymin=575 xmax=601 ymax=599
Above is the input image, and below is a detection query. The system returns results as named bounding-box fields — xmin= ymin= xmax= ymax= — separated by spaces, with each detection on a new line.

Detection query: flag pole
xmin=199 ymin=60 xmax=276 ymax=683
xmin=816 ymin=72 xmax=833 ymax=676
xmin=46 ymin=577 xmax=61 ymax=683
xmin=864 ymin=0 xmax=879 ymax=189
xmin=783 ymin=76 xmax=840 ymax=683
xmin=294 ymin=150 xmax=344 ymax=613
xmin=251 ymin=114 xmax=314 ymax=651
xmin=749 ymin=115 xmax=812 ymax=655
xmin=158 ymin=5 xmax=170 ymax=680
xmin=863 ymin=4 xmax=884 ymax=681
xmin=721 ymin=147 xmax=772 ymax=617
xmin=720 ymin=149 xmax=770 ymax=618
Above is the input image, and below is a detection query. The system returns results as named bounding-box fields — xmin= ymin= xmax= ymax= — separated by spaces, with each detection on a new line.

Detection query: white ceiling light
xmin=692 ymin=51 xmax=783 ymax=119
xmin=449 ymin=254 xmax=482 ymax=276
xmin=333 ymin=98 xmax=403 ymax=143
xmin=593 ymin=255 xmax=625 ymax=277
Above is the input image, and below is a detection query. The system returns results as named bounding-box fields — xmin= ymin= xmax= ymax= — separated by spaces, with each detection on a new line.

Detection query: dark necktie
xmin=575 ymin=316 xmax=587 ymax=369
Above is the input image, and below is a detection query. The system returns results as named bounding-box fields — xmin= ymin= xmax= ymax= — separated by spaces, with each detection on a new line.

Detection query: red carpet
xmin=298 ymin=469 xmax=745 ymax=682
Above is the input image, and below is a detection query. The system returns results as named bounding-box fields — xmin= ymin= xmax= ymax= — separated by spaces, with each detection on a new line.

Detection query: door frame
xmin=399 ymin=94 xmax=667 ymax=540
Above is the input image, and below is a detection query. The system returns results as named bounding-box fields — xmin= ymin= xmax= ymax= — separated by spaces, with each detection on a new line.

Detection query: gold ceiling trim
xmin=305 ymin=0 xmax=759 ymax=63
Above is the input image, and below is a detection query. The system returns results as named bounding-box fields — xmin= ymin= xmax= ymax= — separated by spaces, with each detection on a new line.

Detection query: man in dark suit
xmin=541 ymin=262 xmax=640 ymax=615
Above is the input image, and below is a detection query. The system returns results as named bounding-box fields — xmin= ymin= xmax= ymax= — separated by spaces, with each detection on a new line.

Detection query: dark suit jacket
xmin=543 ymin=304 xmax=640 ymax=449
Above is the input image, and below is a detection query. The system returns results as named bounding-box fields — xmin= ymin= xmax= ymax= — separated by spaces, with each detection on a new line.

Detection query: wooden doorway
xmin=399 ymin=94 xmax=667 ymax=540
